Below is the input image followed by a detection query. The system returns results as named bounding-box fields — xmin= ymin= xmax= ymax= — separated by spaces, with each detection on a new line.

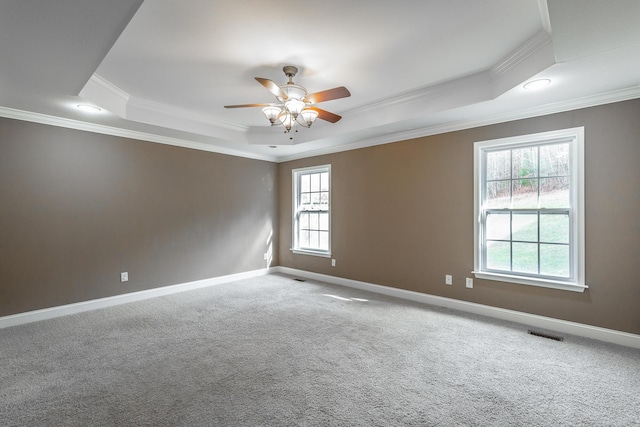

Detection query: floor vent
xmin=528 ymin=330 xmax=564 ymax=342
xmin=293 ymin=278 xmax=306 ymax=282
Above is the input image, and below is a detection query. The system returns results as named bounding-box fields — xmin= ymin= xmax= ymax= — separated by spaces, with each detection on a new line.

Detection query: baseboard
xmin=5 ymin=266 xmax=639 ymax=350
xmin=273 ymin=267 xmax=640 ymax=350
xmin=0 ymin=268 xmax=271 ymax=329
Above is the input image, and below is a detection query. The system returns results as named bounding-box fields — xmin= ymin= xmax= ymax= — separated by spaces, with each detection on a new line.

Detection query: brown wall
xmin=0 ymin=118 xmax=278 ymax=316
xmin=2 ymin=99 xmax=639 ymax=335
xmin=278 ymin=99 xmax=640 ymax=335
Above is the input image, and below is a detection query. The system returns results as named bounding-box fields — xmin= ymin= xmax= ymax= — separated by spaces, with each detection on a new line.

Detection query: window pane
xmin=512 ymin=213 xmax=537 ymax=242
xmin=486 ymin=241 xmax=510 ymax=271
xmin=512 ymin=179 xmax=538 ymax=208
xmin=540 ymin=143 xmax=569 ymax=177
xmin=540 ymin=213 xmax=569 ymax=244
xmin=310 ymin=173 xmax=320 ymax=192
xmin=320 ymin=191 xmax=329 ymax=207
xmin=301 ymin=192 xmax=310 ymax=205
xmin=540 ymin=177 xmax=569 ymax=208
xmin=300 ymin=174 xmax=310 ymax=192
xmin=512 ymin=242 xmax=538 ymax=274
xmin=319 ymin=231 xmax=329 ymax=250
xmin=300 ymin=212 xmax=309 ymax=229
xmin=486 ymin=180 xmax=510 ymax=208
xmin=486 ymin=212 xmax=510 ymax=240
xmin=311 ymin=192 xmax=321 ymax=205
xmin=299 ymin=230 xmax=310 ymax=248
xmin=319 ymin=212 xmax=329 ymax=231
xmin=309 ymin=212 xmax=319 ymax=230
xmin=540 ymin=244 xmax=570 ymax=277
xmin=309 ymin=231 xmax=319 ymax=249
xmin=512 ymin=146 xmax=538 ymax=178
xmin=320 ymin=172 xmax=329 ymax=191
xmin=486 ymin=150 xmax=511 ymax=180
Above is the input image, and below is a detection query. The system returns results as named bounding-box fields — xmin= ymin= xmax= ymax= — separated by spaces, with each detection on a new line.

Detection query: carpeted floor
xmin=1 ymin=273 xmax=639 ymax=426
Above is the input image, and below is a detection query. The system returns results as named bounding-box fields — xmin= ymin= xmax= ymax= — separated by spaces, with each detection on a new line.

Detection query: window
xmin=473 ymin=128 xmax=586 ymax=292
xmin=292 ymin=165 xmax=331 ymax=257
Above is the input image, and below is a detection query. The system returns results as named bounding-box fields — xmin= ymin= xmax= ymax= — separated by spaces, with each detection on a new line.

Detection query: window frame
xmin=473 ymin=127 xmax=586 ymax=292
xmin=291 ymin=164 xmax=332 ymax=258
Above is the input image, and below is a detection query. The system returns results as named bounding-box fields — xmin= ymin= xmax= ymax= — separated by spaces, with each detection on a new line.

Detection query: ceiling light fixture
xmin=261 ymin=66 xmax=320 ymax=133
xmin=225 ymin=66 xmax=350 ymax=138
xmin=76 ymin=104 xmax=102 ymax=113
xmin=523 ymin=79 xmax=551 ymax=90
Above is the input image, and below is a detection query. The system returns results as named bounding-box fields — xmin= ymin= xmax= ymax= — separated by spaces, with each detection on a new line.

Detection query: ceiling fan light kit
xmin=299 ymin=109 xmax=319 ymax=126
xmin=225 ymin=66 xmax=350 ymax=136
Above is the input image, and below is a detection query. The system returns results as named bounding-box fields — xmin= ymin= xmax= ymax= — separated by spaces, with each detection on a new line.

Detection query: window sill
xmin=291 ymin=248 xmax=331 ymax=258
xmin=472 ymin=271 xmax=588 ymax=293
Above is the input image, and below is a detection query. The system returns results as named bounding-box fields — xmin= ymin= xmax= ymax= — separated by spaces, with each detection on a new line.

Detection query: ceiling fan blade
xmin=255 ymin=77 xmax=288 ymax=100
xmin=309 ymin=107 xmax=342 ymax=123
xmin=305 ymin=86 xmax=351 ymax=104
xmin=224 ymin=103 xmax=272 ymax=108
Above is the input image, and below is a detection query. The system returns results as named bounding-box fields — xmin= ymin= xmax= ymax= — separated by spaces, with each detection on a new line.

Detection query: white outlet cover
xmin=466 ymin=278 xmax=473 ymax=288
xmin=121 ymin=272 xmax=128 ymax=282
xmin=445 ymin=275 xmax=452 ymax=285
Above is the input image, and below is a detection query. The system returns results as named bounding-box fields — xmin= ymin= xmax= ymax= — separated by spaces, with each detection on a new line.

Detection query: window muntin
xmin=292 ymin=165 xmax=331 ymax=256
xmin=474 ymin=128 xmax=586 ymax=292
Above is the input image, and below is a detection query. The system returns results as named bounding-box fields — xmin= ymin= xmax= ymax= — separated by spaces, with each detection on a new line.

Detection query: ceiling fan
xmin=224 ymin=66 xmax=351 ymax=134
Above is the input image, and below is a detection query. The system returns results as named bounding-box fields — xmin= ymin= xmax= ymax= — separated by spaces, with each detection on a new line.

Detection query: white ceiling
xmin=2 ymin=0 xmax=640 ymax=162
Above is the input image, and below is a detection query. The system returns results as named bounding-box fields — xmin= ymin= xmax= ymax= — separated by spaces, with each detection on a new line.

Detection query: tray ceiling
xmin=2 ymin=0 xmax=640 ymax=162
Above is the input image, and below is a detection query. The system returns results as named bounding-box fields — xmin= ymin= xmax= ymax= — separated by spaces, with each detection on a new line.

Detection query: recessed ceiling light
xmin=76 ymin=104 xmax=102 ymax=113
xmin=523 ymin=79 xmax=551 ymax=90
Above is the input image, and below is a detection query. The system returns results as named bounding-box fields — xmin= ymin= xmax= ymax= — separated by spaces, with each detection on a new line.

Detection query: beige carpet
xmin=1 ymin=273 xmax=639 ymax=426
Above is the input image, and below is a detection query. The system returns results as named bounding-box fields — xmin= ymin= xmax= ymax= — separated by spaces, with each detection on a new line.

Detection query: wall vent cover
xmin=528 ymin=330 xmax=564 ymax=341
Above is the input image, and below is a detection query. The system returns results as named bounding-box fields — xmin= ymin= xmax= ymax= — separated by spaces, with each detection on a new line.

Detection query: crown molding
xmin=346 ymin=71 xmax=493 ymax=119
xmin=275 ymin=86 xmax=640 ymax=162
xmin=3 ymin=85 xmax=639 ymax=165
xmin=80 ymin=74 xmax=248 ymax=140
xmin=89 ymin=74 xmax=130 ymax=104
xmin=127 ymin=96 xmax=248 ymax=133
xmin=537 ymin=0 xmax=552 ymax=34
xmin=78 ymin=73 xmax=130 ymax=117
xmin=491 ymin=30 xmax=554 ymax=79
xmin=344 ymin=30 xmax=554 ymax=122
xmin=0 ymin=107 xmax=277 ymax=162
xmin=340 ymin=31 xmax=555 ymax=135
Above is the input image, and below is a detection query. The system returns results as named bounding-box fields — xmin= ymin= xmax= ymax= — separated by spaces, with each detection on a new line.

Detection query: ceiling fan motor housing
xmin=283 ymin=65 xmax=298 ymax=80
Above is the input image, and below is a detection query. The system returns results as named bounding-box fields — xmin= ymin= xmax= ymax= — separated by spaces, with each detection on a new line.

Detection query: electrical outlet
xmin=466 ymin=277 xmax=473 ymax=288
xmin=331 ymin=259 xmax=336 ymax=267
xmin=263 ymin=253 xmax=268 ymax=260
xmin=445 ymin=275 xmax=452 ymax=285
xmin=120 ymin=272 xmax=128 ymax=282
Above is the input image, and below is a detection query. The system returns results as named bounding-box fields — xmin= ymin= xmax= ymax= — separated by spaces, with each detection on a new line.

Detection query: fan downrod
xmin=283 ymin=66 xmax=298 ymax=84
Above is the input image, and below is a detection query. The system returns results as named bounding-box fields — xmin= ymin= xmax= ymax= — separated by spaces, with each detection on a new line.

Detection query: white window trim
xmin=473 ymin=127 xmax=586 ymax=292
xmin=291 ymin=164 xmax=331 ymax=258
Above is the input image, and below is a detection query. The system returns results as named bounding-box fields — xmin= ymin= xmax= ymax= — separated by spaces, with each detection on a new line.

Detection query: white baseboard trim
xmin=4 ymin=266 xmax=639 ymax=349
xmin=274 ymin=267 xmax=640 ymax=350
xmin=0 ymin=268 xmax=271 ymax=330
